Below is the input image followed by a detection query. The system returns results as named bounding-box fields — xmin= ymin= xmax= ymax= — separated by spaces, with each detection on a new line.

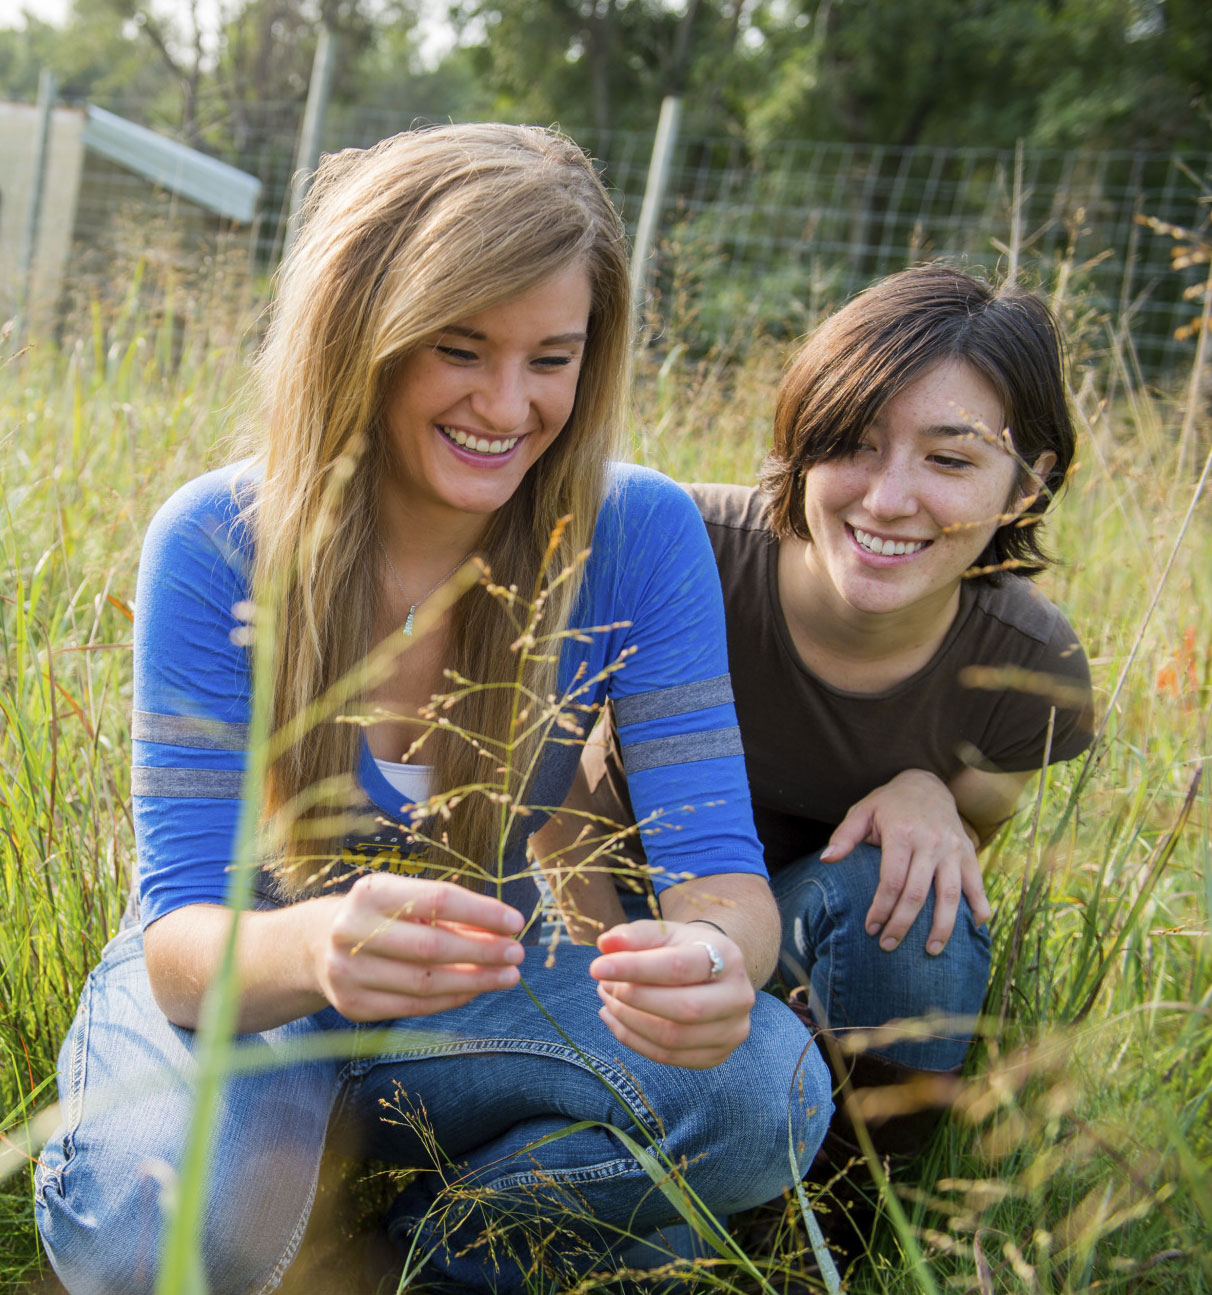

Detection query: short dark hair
xmin=761 ymin=263 xmax=1076 ymax=579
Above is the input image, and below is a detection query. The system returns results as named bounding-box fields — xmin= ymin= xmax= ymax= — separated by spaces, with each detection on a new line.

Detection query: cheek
xmin=802 ymin=466 xmax=856 ymax=520
xmin=545 ymin=375 xmax=583 ymax=434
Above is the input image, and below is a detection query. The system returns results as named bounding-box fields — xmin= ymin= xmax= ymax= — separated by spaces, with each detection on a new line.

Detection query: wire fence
xmin=4 ymin=88 xmax=1210 ymax=378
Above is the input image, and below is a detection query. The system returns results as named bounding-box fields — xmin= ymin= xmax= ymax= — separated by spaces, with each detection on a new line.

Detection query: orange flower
xmin=1156 ymin=626 xmax=1202 ymax=705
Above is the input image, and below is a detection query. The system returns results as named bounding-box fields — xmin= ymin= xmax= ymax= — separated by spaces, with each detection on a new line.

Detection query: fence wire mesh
xmin=4 ymin=90 xmax=1209 ymax=378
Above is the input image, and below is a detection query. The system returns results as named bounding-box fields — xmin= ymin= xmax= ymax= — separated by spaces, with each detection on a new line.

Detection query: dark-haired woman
xmin=538 ymin=264 xmax=1093 ymax=1252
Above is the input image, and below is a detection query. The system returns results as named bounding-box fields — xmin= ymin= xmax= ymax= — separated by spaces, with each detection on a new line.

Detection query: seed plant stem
xmin=1063 ymin=436 xmax=1212 ymax=825
xmin=155 ymin=568 xmax=280 ymax=1295
xmin=516 ymin=975 xmax=779 ymax=1292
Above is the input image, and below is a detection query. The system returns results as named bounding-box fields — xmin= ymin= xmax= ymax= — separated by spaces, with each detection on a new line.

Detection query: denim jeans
xmin=35 ymin=923 xmax=832 ymax=1295
xmin=771 ymin=843 xmax=993 ymax=1071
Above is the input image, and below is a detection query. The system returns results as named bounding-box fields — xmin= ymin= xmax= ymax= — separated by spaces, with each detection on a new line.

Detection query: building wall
xmin=0 ymin=103 xmax=86 ymax=331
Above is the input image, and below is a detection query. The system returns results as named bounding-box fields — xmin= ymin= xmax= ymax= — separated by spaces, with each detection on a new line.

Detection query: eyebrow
xmin=442 ymin=325 xmax=588 ymax=345
xmin=925 ymin=423 xmax=993 ymax=439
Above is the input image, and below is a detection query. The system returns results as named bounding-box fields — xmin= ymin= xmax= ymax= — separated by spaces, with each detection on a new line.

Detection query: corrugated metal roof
xmin=81 ymin=105 xmax=261 ymax=224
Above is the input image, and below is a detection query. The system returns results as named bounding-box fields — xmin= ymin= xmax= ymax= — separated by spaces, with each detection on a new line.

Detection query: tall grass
xmin=1 ymin=260 xmax=1210 ymax=1293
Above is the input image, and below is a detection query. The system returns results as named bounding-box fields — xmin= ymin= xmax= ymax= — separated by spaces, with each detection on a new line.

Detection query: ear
xmin=1009 ymin=450 xmax=1057 ymax=518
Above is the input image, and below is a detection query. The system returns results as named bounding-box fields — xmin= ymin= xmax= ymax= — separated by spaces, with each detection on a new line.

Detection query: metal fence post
xmin=629 ymin=94 xmax=682 ymax=329
xmin=284 ymin=24 xmax=338 ymax=256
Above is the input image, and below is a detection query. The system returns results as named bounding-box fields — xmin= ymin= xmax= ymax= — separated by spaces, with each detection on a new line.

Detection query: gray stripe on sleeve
xmin=613 ymin=675 xmax=734 ymax=728
xmin=622 ymin=725 xmax=744 ymax=774
xmin=133 ymin=710 xmax=249 ymax=750
xmin=131 ymin=767 xmax=245 ymax=799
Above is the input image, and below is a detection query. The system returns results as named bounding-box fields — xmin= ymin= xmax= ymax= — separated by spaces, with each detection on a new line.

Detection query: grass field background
xmin=1 ymin=262 xmax=1210 ymax=1292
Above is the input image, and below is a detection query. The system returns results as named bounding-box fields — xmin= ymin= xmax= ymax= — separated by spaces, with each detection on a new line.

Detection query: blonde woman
xmin=35 ymin=125 xmax=831 ymax=1294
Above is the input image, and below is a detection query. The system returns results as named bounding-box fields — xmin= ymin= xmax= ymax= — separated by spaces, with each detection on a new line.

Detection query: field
xmin=1 ymin=273 xmax=1210 ymax=1294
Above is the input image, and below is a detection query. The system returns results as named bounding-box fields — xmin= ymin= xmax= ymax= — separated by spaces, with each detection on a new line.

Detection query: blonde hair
xmin=240 ymin=123 xmax=631 ymax=893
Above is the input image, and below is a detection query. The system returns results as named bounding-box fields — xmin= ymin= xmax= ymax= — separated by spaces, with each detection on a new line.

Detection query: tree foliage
xmin=0 ymin=0 xmax=1207 ymax=147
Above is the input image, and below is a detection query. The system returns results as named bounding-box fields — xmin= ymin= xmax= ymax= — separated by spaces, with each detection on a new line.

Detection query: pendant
xmin=401 ymin=605 xmax=417 ymax=636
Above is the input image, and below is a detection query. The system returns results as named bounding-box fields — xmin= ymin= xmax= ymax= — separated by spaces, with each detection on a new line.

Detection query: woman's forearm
xmin=143 ymin=900 xmax=339 ymax=1034
xmin=144 ymin=875 xmax=529 ymax=1035
xmin=659 ymin=872 xmax=781 ymax=988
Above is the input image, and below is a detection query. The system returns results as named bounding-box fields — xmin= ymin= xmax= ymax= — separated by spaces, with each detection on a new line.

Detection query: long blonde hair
xmin=241 ymin=124 xmax=631 ymax=893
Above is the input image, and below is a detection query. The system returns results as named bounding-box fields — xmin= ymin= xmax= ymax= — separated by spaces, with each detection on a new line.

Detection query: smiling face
xmin=379 ymin=262 xmax=592 ymax=535
xmin=799 ymin=358 xmax=1031 ymax=627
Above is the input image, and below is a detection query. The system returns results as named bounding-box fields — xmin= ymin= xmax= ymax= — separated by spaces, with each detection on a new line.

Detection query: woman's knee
xmin=35 ymin=938 xmax=341 ymax=1293
xmin=37 ymin=1066 xmax=332 ymax=1294
xmin=680 ymin=994 xmax=833 ymax=1213
xmin=770 ymin=844 xmax=992 ymax=1069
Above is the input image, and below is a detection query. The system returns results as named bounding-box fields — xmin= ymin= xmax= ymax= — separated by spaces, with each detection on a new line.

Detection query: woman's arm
xmin=558 ymin=473 xmax=778 ymax=1068
xmin=822 ymin=765 xmax=1032 ymax=956
xmin=143 ymin=875 xmax=527 ymax=1034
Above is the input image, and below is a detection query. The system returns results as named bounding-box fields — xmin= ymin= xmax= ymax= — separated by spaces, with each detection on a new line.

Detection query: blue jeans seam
xmin=256 ymin=1158 xmax=322 ymax=1295
xmin=34 ymin=973 xmax=93 ymax=1208
xmin=347 ymin=1032 xmax=664 ymax=1143
xmin=817 ymin=874 xmax=841 ymax=1036
xmin=486 ymin=1155 xmax=643 ymax=1192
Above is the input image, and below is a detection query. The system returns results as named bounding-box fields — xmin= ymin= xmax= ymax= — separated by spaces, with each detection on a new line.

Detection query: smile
xmin=851 ymin=526 xmax=930 ymax=557
xmin=438 ymin=425 xmax=521 ymax=456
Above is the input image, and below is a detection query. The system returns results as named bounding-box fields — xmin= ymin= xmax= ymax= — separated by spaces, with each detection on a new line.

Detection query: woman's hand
xmin=315 ymin=873 xmax=526 ymax=1021
xmin=820 ymin=769 xmax=992 ymax=956
xmin=588 ymin=920 xmax=756 ymax=1069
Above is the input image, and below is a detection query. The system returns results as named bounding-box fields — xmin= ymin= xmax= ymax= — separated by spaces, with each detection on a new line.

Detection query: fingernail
xmin=927 ymin=941 xmax=942 ymax=956
xmin=866 ymin=922 xmax=881 ymax=936
xmin=504 ymin=944 xmax=525 ymax=964
xmin=593 ymin=959 xmax=616 ymax=979
xmin=497 ymin=967 xmax=519 ymax=987
xmin=820 ymin=847 xmax=839 ymax=861
xmin=880 ymin=936 xmax=897 ymax=951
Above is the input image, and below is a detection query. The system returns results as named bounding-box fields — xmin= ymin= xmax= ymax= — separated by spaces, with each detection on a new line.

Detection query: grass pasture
xmin=1 ymin=277 xmax=1210 ymax=1293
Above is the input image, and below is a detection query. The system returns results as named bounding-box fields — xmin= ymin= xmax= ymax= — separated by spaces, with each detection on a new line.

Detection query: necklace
xmin=377 ymin=539 xmax=472 ymax=636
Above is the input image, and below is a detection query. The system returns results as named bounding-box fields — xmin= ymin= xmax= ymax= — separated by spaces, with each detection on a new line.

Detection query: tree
xmin=736 ymin=0 xmax=1211 ymax=151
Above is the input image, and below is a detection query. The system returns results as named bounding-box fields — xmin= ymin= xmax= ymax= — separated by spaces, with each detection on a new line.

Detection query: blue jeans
xmin=771 ymin=844 xmax=992 ymax=1071
xmin=35 ymin=924 xmax=832 ymax=1294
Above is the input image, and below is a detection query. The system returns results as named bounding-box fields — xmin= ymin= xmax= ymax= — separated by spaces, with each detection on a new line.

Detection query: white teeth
xmin=853 ymin=527 xmax=927 ymax=557
xmin=440 ymin=426 xmax=519 ymax=456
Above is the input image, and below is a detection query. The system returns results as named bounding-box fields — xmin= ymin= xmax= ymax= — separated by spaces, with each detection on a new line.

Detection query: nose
xmin=469 ymin=362 xmax=532 ymax=433
xmin=861 ymin=459 xmax=919 ymax=520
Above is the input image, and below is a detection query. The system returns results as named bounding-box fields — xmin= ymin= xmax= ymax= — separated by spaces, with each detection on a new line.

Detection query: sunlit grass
xmin=1 ymin=263 xmax=1210 ymax=1292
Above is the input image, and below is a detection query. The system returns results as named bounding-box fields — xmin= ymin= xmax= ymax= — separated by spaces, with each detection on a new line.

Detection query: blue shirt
xmin=131 ymin=461 xmax=767 ymax=929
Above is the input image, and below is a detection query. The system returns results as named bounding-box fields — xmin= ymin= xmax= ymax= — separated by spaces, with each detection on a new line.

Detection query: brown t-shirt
xmin=588 ymin=483 xmax=1093 ymax=874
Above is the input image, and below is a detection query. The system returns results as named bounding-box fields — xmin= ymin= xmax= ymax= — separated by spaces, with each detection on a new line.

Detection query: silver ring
xmin=692 ymin=940 xmax=725 ymax=981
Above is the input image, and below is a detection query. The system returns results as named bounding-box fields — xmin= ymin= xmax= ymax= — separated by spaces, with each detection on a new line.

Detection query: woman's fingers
xmin=590 ymin=937 xmax=732 ymax=989
xmin=820 ymin=801 xmax=878 ymax=861
xmin=863 ymin=840 xmax=911 ymax=939
xmin=589 ymin=920 xmax=755 ymax=1067
xmin=318 ymin=874 xmax=526 ymax=1019
xmin=960 ymin=851 xmax=994 ymax=927
xmin=597 ymin=993 xmax=750 ymax=1069
xmin=922 ymin=861 xmax=963 ymax=956
xmin=866 ymin=839 xmax=979 ymax=954
xmin=869 ymin=850 xmax=939 ymax=950
xmin=351 ymin=872 xmax=525 ymax=936
xmin=324 ymin=948 xmax=522 ymax=1021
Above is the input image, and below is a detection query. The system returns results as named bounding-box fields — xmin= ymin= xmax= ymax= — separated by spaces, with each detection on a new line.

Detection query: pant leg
xmin=36 ymin=932 xmax=831 ymax=1295
xmin=771 ymin=844 xmax=992 ymax=1071
xmin=344 ymin=944 xmax=832 ymax=1293
xmin=34 ymin=925 xmax=349 ymax=1295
